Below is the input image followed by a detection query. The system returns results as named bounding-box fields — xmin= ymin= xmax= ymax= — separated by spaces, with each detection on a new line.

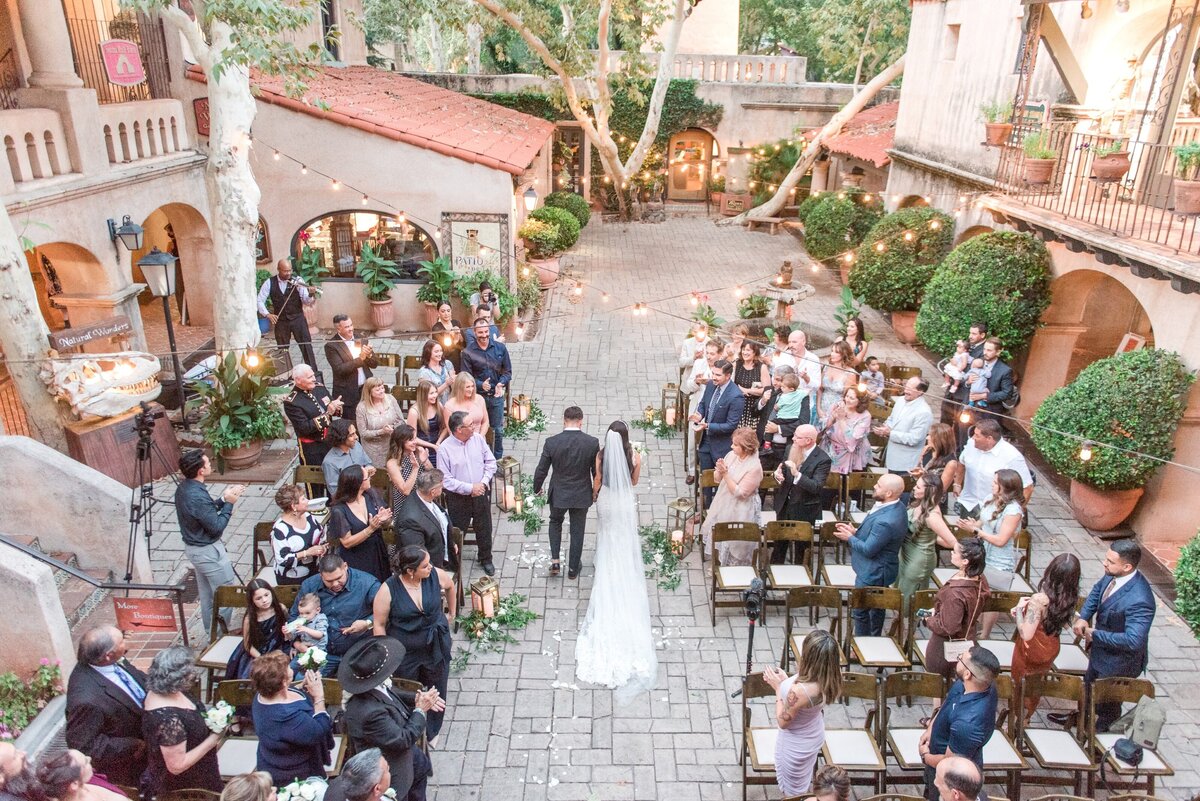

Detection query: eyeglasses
xmin=957 ymin=653 xmax=986 ymax=681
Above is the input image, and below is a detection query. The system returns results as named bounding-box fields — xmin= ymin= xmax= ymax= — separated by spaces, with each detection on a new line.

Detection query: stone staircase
xmin=5 ymin=534 xmax=114 ymax=632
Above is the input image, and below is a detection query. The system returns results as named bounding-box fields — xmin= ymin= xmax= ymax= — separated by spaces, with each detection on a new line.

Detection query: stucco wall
xmin=0 ymin=547 xmax=76 ymax=676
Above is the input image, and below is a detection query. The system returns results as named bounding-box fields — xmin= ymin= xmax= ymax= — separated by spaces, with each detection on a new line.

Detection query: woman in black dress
xmin=733 ymin=340 xmax=771 ymax=428
xmin=385 ymin=423 xmax=432 ymax=519
xmin=327 ymin=464 xmax=392 ymax=581
xmin=142 ymin=646 xmax=226 ymax=798
xmin=225 ymin=578 xmax=288 ymax=680
xmin=431 ymin=302 xmax=464 ymax=371
xmin=372 ymin=545 xmax=456 ymax=741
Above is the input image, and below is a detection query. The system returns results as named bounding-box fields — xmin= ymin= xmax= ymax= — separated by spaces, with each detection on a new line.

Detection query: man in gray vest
xmin=257 ymin=257 xmax=317 ymax=369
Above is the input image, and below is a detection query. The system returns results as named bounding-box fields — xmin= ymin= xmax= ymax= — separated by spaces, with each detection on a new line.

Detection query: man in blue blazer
xmin=1052 ymin=539 xmax=1156 ymax=731
xmin=689 ymin=359 xmax=745 ymax=503
xmin=833 ymin=474 xmax=908 ymax=636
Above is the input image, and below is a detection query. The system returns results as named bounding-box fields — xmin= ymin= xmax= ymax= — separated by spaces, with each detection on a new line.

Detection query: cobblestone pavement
xmin=142 ymin=216 xmax=1199 ymax=800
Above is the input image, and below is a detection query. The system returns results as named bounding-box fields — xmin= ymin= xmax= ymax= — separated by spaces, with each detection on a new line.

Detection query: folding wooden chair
xmin=847 ymin=587 xmax=910 ymax=669
xmin=985 ymin=674 xmax=1027 ymax=799
xmin=823 ymin=671 xmax=886 ymax=793
xmin=374 ymin=351 xmax=402 ymax=381
xmin=197 ymin=585 xmax=248 ymax=695
xmin=906 ymin=588 xmax=940 ymax=668
xmin=1051 ymin=596 xmax=1091 ymax=676
xmin=273 ymin=583 xmax=300 ymax=609
xmin=973 ymin=591 xmax=1029 ymax=672
xmin=740 ymin=672 xmax=778 ymax=800
xmin=818 ymin=522 xmax=856 ymax=591
xmin=1017 ymin=672 xmax=1097 ymax=796
xmin=885 ymin=366 xmax=923 ymax=398
xmin=252 ymin=522 xmax=274 ymax=579
xmin=825 ymin=471 xmax=847 ymax=521
xmin=294 ymin=463 xmax=326 ymax=495
xmin=709 ymin=522 xmax=763 ymax=626
xmin=400 ymin=354 xmax=422 ymax=386
xmin=763 ymin=521 xmax=814 ymax=615
xmin=696 ymin=468 xmax=720 ymax=560
xmin=370 ymin=467 xmax=391 ymax=497
xmin=880 ymin=670 xmax=946 ymax=780
xmin=1013 ymin=528 xmax=1033 ymax=585
xmin=782 ymin=586 xmax=847 ymax=671
xmin=391 ymin=384 xmax=419 ymax=413
xmin=844 ymin=471 xmax=882 ymax=519
xmin=214 ymin=679 xmax=255 ymax=714
xmin=1091 ymin=678 xmax=1173 ymax=795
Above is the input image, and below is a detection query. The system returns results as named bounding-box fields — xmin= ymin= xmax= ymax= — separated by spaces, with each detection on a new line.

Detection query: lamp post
xmin=138 ymin=247 xmax=189 ymax=429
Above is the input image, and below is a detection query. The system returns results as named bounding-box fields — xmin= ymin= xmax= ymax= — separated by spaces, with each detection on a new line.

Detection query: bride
xmin=575 ymin=421 xmax=659 ymax=701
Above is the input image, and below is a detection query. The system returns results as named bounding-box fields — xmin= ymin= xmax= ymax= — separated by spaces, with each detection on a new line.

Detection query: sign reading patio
xmin=98 ymin=39 xmax=146 ymax=87
xmin=440 ymin=212 xmax=510 ymax=276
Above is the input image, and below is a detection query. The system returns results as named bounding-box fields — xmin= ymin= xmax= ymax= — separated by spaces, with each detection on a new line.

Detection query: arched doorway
xmin=898 ymin=194 xmax=928 ymax=208
xmin=132 ymin=202 xmax=214 ymax=327
xmin=24 ymin=242 xmax=111 ymax=333
xmin=666 ymin=128 xmax=716 ymax=202
xmin=954 ymin=224 xmax=994 ymax=246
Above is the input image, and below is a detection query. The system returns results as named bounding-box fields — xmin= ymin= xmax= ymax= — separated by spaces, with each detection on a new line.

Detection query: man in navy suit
xmin=688 ymin=360 xmax=745 ymax=504
xmin=832 ymin=474 xmax=908 ymax=635
xmin=1051 ymin=539 xmax=1156 ymax=731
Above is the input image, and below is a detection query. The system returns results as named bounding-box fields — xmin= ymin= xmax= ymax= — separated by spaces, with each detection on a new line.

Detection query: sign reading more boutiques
xmin=98 ymin=39 xmax=146 ymax=87
xmin=113 ymin=597 xmax=178 ymax=632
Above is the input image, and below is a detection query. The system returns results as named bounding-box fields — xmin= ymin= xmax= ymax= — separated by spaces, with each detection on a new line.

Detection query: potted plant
xmin=188 ymin=352 xmax=287 ymax=471
xmin=1173 ymin=140 xmax=1200 ymax=213
xmin=1022 ymin=131 xmax=1058 ymax=184
xmin=979 ymin=100 xmax=1014 ymax=147
xmin=416 ymin=255 xmax=455 ymax=329
xmin=544 ymin=191 xmax=591 ymax=228
xmin=454 ymin=269 xmax=519 ymax=334
xmin=736 ymin=293 xmax=771 ymax=320
xmin=292 ymin=242 xmax=329 ymax=334
xmin=1031 ymin=348 xmax=1194 ymax=530
xmin=518 ymin=218 xmax=562 ymax=288
xmin=355 ymin=243 xmax=401 ymax=336
xmin=708 ymin=175 xmax=727 ymax=206
xmin=848 ymin=207 xmax=955 ymax=343
xmin=1091 ymin=139 xmax=1131 ymax=182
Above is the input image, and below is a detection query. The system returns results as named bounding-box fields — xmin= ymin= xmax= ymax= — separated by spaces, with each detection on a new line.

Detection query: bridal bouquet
xmin=203 ymin=700 xmax=234 ymax=734
xmin=276 ymin=778 xmax=328 ymax=801
xmin=631 ymin=440 xmax=648 ymax=459
xmin=295 ymin=646 xmax=327 ymax=671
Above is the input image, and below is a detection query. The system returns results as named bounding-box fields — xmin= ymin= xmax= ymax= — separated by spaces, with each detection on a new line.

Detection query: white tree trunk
xmin=427 ymin=15 xmax=446 ymax=72
xmin=721 ymin=56 xmax=905 ymax=225
xmin=466 ymin=21 xmax=483 ymax=74
xmin=0 ymin=204 xmax=68 ymax=450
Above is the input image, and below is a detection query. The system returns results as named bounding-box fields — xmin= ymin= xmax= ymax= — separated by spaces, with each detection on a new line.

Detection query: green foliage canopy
xmin=848 ymin=207 xmax=955 ymax=312
xmin=802 ymin=188 xmax=884 ymax=262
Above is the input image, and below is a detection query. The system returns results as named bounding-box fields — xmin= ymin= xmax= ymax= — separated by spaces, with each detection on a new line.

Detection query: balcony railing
xmin=595 ymin=51 xmax=807 ymax=85
xmin=994 ymin=122 xmax=1200 ymax=255
xmin=0 ymin=49 xmax=20 ymax=111
xmin=66 ymin=13 xmax=172 ymax=105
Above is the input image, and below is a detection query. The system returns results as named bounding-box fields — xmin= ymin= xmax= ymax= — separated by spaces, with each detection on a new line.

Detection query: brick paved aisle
xmin=140 ymin=216 xmax=1199 ymax=800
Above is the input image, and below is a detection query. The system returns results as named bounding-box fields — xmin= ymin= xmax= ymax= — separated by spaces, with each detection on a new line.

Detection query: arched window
xmin=291 ymin=210 xmax=438 ymax=281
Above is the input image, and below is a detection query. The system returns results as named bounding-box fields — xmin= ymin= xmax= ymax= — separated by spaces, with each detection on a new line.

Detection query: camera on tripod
xmin=742 ymin=577 xmax=767 ymax=621
xmin=134 ymin=401 xmax=163 ymax=436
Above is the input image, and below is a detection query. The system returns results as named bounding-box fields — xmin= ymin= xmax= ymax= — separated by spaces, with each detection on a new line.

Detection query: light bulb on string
xmin=689 ymin=293 xmax=699 ymax=306
xmin=733 ymin=285 xmax=744 ymax=298
xmin=273 ymin=150 xmax=281 ymax=160
xmin=930 ymin=219 xmax=942 ymax=229
xmin=601 ymin=292 xmax=610 ymax=303
xmin=903 ymin=231 xmax=914 ymax=242
xmin=243 ymin=350 xmax=262 ymax=370
xmin=300 ymin=165 xmax=308 ymax=175
xmin=864 ymin=194 xmax=873 ymax=203
xmin=442 ymin=335 xmax=453 ymax=347
xmin=874 ymin=242 xmax=886 ymax=253
xmin=959 ymin=409 xmax=972 ymax=425
xmin=398 ymin=211 xmax=406 ymax=224
xmin=856 ymin=382 xmax=867 ymax=394
xmin=330 ymin=179 xmax=340 ymax=190
xmin=515 ymin=322 xmax=526 ymax=339
xmin=1079 ymin=441 xmax=1095 ymax=462
xmin=843 ymin=252 xmax=855 ymax=264
xmin=521 ymin=266 xmax=531 ymax=278
xmin=811 ymin=262 xmax=820 ymax=273
xmin=361 ymin=194 xmax=369 ymax=206
xmin=837 ymin=192 xmax=847 ymax=200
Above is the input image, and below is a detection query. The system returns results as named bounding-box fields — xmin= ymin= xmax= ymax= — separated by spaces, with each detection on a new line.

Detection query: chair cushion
xmin=1053 ymin=643 xmax=1089 ymax=674
xmin=1025 ymin=728 xmax=1093 ymax=767
xmin=822 ymin=565 xmax=857 ymax=588
xmin=823 ymin=729 xmax=884 ymax=770
xmin=1095 ymin=733 xmax=1170 ymax=773
xmin=197 ymin=635 xmax=241 ymax=668
xmin=1009 ymin=575 xmax=1034 ymax=594
xmin=887 ymin=727 xmax=923 ymax=769
xmin=932 ymin=567 xmax=956 ymax=587
xmin=760 ymin=510 xmax=777 ymax=524
xmin=768 ymin=565 xmax=812 ymax=587
xmin=976 ymin=639 xmax=1014 ymax=671
xmin=793 ymin=634 xmax=848 ymax=666
xmin=748 ymin=727 xmax=778 ymax=770
xmin=851 ymin=636 xmax=909 ymax=667
xmin=983 ymin=731 xmax=1025 ymax=769
xmin=821 ymin=510 xmax=837 ymax=524
xmin=219 ymin=735 xmax=345 ymax=778
xmin=718 ymin=566 xmax=757 ymax=588
xmin=912 ymin=639 xmax=930 ymax=666
xmin=850 ymin=510 xmax=868 ymax=525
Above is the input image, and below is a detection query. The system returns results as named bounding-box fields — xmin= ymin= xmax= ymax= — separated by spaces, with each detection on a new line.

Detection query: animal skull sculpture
xmin=41 ymin=351 xmax=163 ymax=418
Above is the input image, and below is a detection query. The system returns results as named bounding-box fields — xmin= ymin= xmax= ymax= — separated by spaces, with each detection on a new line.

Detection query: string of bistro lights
xmin=13 ymin=133 xmax=1193 ymax=476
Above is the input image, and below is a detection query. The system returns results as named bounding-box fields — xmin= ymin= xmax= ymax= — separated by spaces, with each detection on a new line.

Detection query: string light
xmin=300 ymin=165 xmax=308 ymax=175
xmin=273 ymin=150 xmax=281 ymax=160
xmin=733 ymin=285 xmax=744 ymax=298
xmin=874 ymin=242 xmax=886 ymax=253
xmin=930 ymin=219 xmax=942 ymax=229
xmin=843 ymin=252 xmax=855 ymax=264
xmin=442 ymin=335 xmax=453 ymax=347
xmin=521 ymin=266 xmax=531 ymax=278
xmin=361 ymin=194 xmax=369 ymax=205
xmin=514 ymin=322 xmax=526 ymax=339
xmin=689 ymin=293 xmax=699 ymax=306
xmin=398 ymin=212 xmax=406 ymax=224
xmin=959 ymin=409 xmax=972 ymax=425
xmin=330 ymin=179 xmax=340 ymax=190
xmin=243 ymin=350 xmax=262 ymax=369
xmin=1079 ymin=440 xmax=1095 ymax=462
xmin=811 ymin=262 xmax=820 ymax=273
xmin=903 ymin=231 xmax=914 ymax=242
xmin=838 ymin=192 xmax=847 ymax=200
xmin=602 ymin=292 xmax=610 ymax=303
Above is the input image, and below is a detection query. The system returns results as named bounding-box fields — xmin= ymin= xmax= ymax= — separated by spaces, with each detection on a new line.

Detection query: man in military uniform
xmin=284 ymin=364 xmax=344 ymax=494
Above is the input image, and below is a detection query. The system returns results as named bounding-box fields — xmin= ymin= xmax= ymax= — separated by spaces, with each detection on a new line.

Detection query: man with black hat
xmin=340 ymin=636 xmax=441 ymax=801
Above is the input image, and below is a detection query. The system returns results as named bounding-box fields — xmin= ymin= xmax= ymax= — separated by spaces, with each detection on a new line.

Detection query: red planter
xmin=220 ymin=440 xmax=264 ymax=471
xmin=1068 ymin=480 xmax=1144 ymax=531
xmin=1091 ymin=152 xmax=1130 ymax=182
xmin=1023 ymin=158 xmax=1057 ymax=184
xmin=891 ymin=310 xmax=918 ymax=344
xmin=984 ymin=123 xmax=1013 ymax=147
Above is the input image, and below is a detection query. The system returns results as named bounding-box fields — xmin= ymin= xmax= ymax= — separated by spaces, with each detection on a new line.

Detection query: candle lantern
xmin=492 ymin=455 xmax=522 ymax=512
xmin=643 ymin=404 xmax=657 ymax=424
xmin=509 ymin=392 xmax=532 ymax=422
xmin=666 ymin=496 xmax=696 ymax=556
xmin=470 ymin=575 xmax=501 ymax=618
xmin=661 ymin=381 xmax=682 ymax=430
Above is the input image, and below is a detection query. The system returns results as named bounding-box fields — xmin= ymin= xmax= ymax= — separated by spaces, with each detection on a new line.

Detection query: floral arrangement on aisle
xmin=203 ymin=700 xmax=235 ymax=734
xmin=633 ymin=408 xmax=676 ymax=440
xmin=639 ymin=524 xmax=684 ymax=592
xmin=0 ymin=659 xmax=62 ymax=741
xmin=503 ymin=397 xmax=548 ymax=441
xmin=506 ymin=474 xmax=549 ymax=536
xmin=450 ymin=593 xmax=540 ymax=672
xmin=276 ymin=777 xmax=328 ymax=801
xmin=295 ymin=647 xmax=327 ymax=672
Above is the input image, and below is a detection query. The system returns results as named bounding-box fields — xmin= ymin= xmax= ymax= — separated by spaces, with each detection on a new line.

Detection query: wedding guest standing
xmin=356 ymin=378 xmax=404 ymax=468
xmin=816 ymin=341 xmax=854 ymax=428
xmin=897 ymin=475 xmax=958 ymax=608
xmin=395 ymin=470 xmax=453 ymax=570
xmin=326 ymin=315 xmax=378 ymax=414
xmin=689 ymin=360 xmax=746 ymax=504
xmin=835 ymin=317 xmax=870 ymax=368
xmin=681 ymin=339 xmax=721 ymax=478
xmin=431 ymin=302 xmax=464 ymax=371
xmin=875 ymin=377 xmax=934 ymax=476
xmin=913 ymin=424 xmax=960 ymax=512
xmin=957 ymin=469 xmax=1025 ymax=637
xmin=405 ymin=380 xmax=443 ymax=459
xmin=770 ymin=425 xmax=831 ymax=565
xmin=386 ymin=424 xmax=432 ymax=517
xmin=270 ymin=485 xmax=327 ymax=587
xmin=922 ymin=537 xmax=989 ymax=680
xmin=678 ymin=321 xmax=710 ymax=368
xmin=142 ymin=647 xmax=225 ymax=797
xmin=701 ymin=428 xmax=763 ymax=566
xmin=821 ymin=387 xmax=872 ymax=475
xmin=416 ymin=340 xmax=456 ymax=405
xmin=832 ymin=474 xmax=907 ymax=636
xmin=328 ymin=465 xmax=393 ymax=582
xmin=732 ymin=341 xmax=770 ymax=428
xmin=284 ymin=364 xmax=344 ymax=483
xmin=440 ymin=374 xmax=489 ymax=443
xmin=459 ymin=318 xmax=512 ymax=458
xmin=250 ymin=652 xmax=332 ymax=785
xmin=175 ymin=449 xmax=244 ymax=635
xmin=439 ymin=411 xmax=498 ymax=576
xmin=1011 ymin=554 xmax=1080 ymax=724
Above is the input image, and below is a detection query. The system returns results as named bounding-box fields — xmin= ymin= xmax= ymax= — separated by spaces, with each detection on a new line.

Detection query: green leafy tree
xmin=801 ymin=188 xmax=884 ymax=262
xmin=848 ymin=206 xmax=954 ymax=312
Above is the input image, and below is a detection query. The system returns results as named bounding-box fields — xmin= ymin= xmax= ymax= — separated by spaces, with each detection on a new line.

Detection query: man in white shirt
xmin=953 ymin=419 xmax=1033 ymax=516
xmin=875 ymin=376 xmax=934 ymax=474
xmin=775 ymin=329 xmax=822 ymax=400
xmin=678 ymin=321 xmax=710 ymax=368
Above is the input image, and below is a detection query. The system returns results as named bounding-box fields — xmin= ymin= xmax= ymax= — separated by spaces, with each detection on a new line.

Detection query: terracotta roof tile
xmin=822 ymin=101 xmax=899 ymax=168
xmin=187 ymin=65 xmax=554 ymax=176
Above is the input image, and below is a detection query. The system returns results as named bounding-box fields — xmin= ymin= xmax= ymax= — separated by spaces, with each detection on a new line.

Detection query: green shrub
xmin=1031 ymin=348 xmax=1194 ymax=491
xmin=544 ymin=191 xmax=591 ymax=228
xmin=0 ymin=661 xmax=62 ymax=740
xmin=515 ymin=268 xmax=542 ymax=313
xmin=915 ymin=231 xmax=1052 ymax=357
xmin=529 ymin=206 xmax=580 ymax=252
xmin=795 ymin=192 xmax=823 ymax=223
xmin=453 ymin=269 xmax=518 ymax=322
xmin=737 ymin=294 xmax=772 ymax=319
xmin=848 ymin=207 xmax=954 ymax=312
xmin=1176 ymin=532 xmax=1200 ymax=638
xmin=802 ymin=188 xmax=884 ymax=262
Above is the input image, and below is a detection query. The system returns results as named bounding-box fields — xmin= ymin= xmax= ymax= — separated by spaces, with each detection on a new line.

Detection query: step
xmin=59 ymin=568 xmax=113 ymax=630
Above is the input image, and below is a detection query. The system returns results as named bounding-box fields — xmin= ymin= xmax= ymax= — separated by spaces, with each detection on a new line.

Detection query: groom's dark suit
xmin=533 ymin=426 xmax=601 ymax=575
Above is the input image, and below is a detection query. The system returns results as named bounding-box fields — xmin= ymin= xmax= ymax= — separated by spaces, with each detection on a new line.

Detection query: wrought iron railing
xmin=65 ymin=13 xmax=171 ymax=105
xmin=993 ymin=122 xmax=1200 ymax=255
xmin=0 ymin=49 xmax=21 ymax=110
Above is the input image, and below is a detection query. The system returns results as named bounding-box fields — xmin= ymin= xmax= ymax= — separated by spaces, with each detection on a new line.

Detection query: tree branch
xmin=159 ymin=3 xmax=214 ymax=70
xmin=595 ymin=0 xmax=613 ymax=114
xmin=622 ymin=0 xmax=688 ymax=174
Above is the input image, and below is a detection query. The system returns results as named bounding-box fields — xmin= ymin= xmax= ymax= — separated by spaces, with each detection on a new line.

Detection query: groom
xmin=533 ymin=406 xmax=600 ymax=580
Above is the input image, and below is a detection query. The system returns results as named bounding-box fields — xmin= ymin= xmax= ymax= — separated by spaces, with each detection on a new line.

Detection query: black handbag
xmin=1113 ymin=737 xmax=1144 ymax=767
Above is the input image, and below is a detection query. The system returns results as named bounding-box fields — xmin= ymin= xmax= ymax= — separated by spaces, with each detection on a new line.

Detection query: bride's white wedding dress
xmin=575 ymin=430 xmax=659 ymax=702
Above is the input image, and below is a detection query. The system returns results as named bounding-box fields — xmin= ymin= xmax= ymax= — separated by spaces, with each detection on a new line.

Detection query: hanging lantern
xmin=470 ymin=575 xmax=501 ymax=618
xmin=666 ymin=496 xmax=697 ymax=556
xmin=492 ymin=455 xmax=522 ymax=512
xmin=661 ymin=382 xmax=681 ymax=429
xmin=509 ymin=393 xmax=531 ymax=422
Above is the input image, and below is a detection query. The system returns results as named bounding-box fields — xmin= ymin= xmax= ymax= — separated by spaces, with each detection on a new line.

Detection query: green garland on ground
xmin=640 ymin=524 xmax=683 ymax=592
xmin=506 ymin=474 xmax=548 ymax=537
xmin=631 ymin=408 xmax=678 ymax=440
xmin=450 ymin=593 xmax=540 ymax=672
xmin=502 ymin=398 xmax=548 ymax=440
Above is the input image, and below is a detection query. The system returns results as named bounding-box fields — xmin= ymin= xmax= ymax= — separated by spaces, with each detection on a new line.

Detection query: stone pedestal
xmin=54 ymin=284 xmax=148 ymax=352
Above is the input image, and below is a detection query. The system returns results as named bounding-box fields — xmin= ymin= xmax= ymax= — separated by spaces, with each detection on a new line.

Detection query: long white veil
xmin=575 ymin=428 xmax=659 ymax=704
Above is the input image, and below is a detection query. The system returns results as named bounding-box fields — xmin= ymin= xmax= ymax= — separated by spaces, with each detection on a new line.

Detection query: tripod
xmin=124 ymin=403 xmax=179 ymax=584
xmin=731 ymin=578 xmax=767 ymax=698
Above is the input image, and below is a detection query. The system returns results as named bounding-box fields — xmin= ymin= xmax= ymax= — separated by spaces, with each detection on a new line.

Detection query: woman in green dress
xmin=896 ymin=473 xmax=958 ymax=607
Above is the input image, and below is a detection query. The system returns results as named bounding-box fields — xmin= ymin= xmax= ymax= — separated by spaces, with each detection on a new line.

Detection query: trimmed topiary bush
xmin=1031 ymin=348 xmax=1193 ymax=490
xmin=1176 ymin=531 xmax=1200 ymax=638
xmin=848 ymin=207 xmax=955 ymax=312
xmin=529 ymin=206 xmax=580 ymax=252
xmin=795 ymin=192 xmax=823 ymax=223
xmin=544 ymin=191 xmax=591 ymax=228
xmin=517 ymin=218 xmax=560 ymax=259
xmin=802 ymin=188 xmax=885 ymax=262
xmin=915 ymin=231 xmax=1052 ymax=357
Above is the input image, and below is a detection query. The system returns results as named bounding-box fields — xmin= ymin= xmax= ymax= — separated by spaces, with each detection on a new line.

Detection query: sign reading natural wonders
xmin=48 ymin=316 xmax=133 ymax=351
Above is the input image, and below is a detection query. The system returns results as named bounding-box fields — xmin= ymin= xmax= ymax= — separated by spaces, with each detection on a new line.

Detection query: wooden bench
xmin=745 ymin=216 xmax=784 ymax=235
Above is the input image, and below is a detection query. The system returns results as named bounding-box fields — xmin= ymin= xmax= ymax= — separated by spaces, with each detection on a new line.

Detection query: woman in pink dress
xmin=762 ymin=630 xmax=843 ymax=796
xmin=820 ymin=386 xmax=872 ymax=474
xmin=439 ymin=373 xmax=489 ymax=442
xmin=700 ymin=428 xmax=763 ymax=565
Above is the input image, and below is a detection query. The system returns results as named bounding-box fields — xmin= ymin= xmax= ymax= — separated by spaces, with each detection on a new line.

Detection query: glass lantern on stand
xmin=666 ymin=496 xmax=696 ymax=556
xmin=470 ymin=575 xmax=501 ymax=618
xmin=661 ymin=381 xmax=682 ymax=430
xmin=492 ymin=455 xmax=523 ymax=513
xmin=509 ymin=393 xmax=532 ymax=423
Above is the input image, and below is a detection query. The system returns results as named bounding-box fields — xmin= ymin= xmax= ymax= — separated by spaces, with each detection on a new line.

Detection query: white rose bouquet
xmin=296 ymin=646 xmax=327 ymax=671
xmin=277 ymin=778 xmax=328 ymax=801
xmin=203 ymin=700 xmax=234 ymax=734
xmin=631 ymin=441 xmax=648 ymax=459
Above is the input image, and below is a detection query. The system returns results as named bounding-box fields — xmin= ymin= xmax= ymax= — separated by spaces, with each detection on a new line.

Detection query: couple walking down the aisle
xmin=534 ymin=408 xmax=658 ymax=702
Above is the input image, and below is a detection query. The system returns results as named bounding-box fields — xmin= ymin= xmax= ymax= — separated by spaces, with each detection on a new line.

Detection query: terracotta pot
xmin=710 ymin=191 xmax=724 ymax=206
xmin=1068 ymin=480 xmax=1144 ymax=531
xmin=220 ymin=440 xmax=264 ymax=471
xmin=302 ymin=299 xmax=320 ymax=335
xmin=529 ymin=256 xmax=560 ymax=289
xmin=1091 ymin=152 xmax=1130 ymax=182
xmin=891 ymin=310 xmax=918 ymax=344
xmin=984 ymin=122 xmax=1013 ymax=147
xmin=422 ymin=301 xmax=440 ymax=331
xmin=839 ymin=262 xmax=851 ymax=286
xmin=369 ymin=298 xmax=395 ymax=337
xmin=1174 ymin=178 xmax=1200 ymax=214
xmin=1023 ymin=158 xmax=1057 ymax=184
